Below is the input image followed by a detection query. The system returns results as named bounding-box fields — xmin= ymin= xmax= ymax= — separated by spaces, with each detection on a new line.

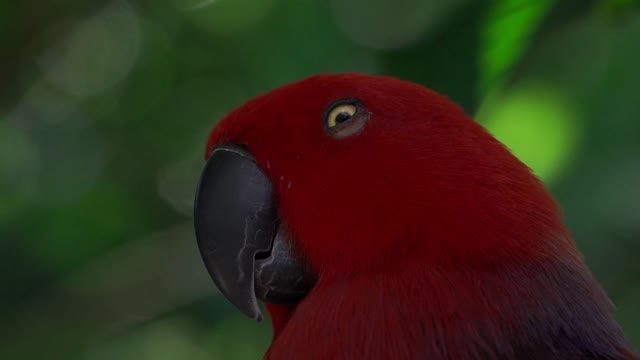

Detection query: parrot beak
xmin=193 ymin=144 xmax=315 ymax=321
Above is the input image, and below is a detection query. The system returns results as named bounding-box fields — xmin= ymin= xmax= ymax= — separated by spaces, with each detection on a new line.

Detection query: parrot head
xmin=195 ymin=73 xmax=564 ymax=319
xmin=193 ymin=73 xmax=637 ymax=359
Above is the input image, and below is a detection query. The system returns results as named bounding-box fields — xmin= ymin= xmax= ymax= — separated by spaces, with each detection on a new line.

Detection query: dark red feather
xmin=207 ymin=73 xmax=637 ymax=359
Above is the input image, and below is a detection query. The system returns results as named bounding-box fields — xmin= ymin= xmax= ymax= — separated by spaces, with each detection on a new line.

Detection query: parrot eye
xmin=323 ymin=98 xmax=369 ymax=139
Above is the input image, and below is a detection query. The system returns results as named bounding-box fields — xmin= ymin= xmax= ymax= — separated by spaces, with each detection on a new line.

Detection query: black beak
xmin=193 ymin=144 xmax=314 ymax=321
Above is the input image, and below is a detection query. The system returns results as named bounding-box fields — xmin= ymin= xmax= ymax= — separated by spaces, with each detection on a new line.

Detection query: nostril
xmin=255 ymin=250 xmax=270 ymax=260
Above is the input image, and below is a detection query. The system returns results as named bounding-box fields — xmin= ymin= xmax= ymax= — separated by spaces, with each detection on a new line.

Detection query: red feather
xmin=207 ymin=73 xmax=637 ymax=359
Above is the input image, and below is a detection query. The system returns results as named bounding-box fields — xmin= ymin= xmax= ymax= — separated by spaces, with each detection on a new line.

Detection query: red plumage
xmin=206 ymin=73 xmax=637 ymax=359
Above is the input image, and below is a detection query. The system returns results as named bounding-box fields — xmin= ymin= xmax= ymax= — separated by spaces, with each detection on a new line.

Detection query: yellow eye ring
xmin=326 ymin=104 xmax=357 ymax=129
xmin=322 ymin=98 xmax=369 ymax=139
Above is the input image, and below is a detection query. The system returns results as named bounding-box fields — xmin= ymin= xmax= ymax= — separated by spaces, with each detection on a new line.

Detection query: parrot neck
xmin=265 ymin=255 xmax=635 ymax=360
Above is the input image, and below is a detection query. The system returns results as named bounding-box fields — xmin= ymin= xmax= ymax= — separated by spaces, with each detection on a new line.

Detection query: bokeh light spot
xmin=330 ymin=0 xmax=467 ymax=50
xmin=39 ymin=0 xmax=140 ymax=97
xmin=178 ymin=0 xmax=275 ymax=36
xmin=12 ymin=80 xmax=77 ymax=127
xmin=0 ymin=119 xmax=40 ymax=218
xmin=157 ymin=147 xmax=204 ymax=216
xmin=476 ymin=84 xmax=580 ymax=184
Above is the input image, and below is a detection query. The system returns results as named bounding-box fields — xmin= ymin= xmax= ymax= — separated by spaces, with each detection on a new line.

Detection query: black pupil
xmin=335 ymin=111 xmax=352 ymax=124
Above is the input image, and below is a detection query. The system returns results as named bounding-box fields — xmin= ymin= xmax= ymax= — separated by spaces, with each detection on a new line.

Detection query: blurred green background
xmin=1 ymin=0 xmax=639 ymax=358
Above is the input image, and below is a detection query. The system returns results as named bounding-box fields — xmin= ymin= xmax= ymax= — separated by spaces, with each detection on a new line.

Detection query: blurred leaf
xmin=479 ymin=0 xmax=552 ymax=92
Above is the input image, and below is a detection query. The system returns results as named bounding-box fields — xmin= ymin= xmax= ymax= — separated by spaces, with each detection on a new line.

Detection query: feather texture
xmin=266 ymin=256 xmax=633 ymax=359
xmin=207 ymin=73 xmax=638 ymax=359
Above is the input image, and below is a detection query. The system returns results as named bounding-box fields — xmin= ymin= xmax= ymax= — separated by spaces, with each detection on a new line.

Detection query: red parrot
xmin=193 ymin=73 xmax=638 ymax=359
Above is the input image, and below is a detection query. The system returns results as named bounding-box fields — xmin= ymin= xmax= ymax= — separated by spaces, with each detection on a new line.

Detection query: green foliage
xmin=479 ymin=0 xmax=553 ymax=91
xmin=1 ymin=0 xmax=639 ymax=358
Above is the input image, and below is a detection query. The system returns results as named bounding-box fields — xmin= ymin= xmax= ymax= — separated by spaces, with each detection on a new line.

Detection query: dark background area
xmin=1 ymin=0 xmax=639 ymax=358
